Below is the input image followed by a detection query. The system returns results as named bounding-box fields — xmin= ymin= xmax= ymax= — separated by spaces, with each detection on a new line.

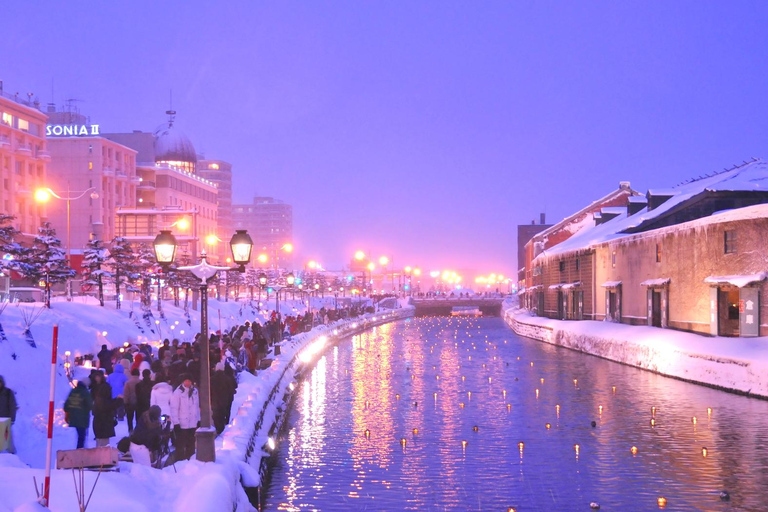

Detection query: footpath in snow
xmin=503 ymin=300 xmax=768 ymax=399
xmin=0 ymin=294 xmax=413 ymax=512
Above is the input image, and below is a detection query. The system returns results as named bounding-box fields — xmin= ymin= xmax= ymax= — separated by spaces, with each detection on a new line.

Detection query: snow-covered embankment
xmin=191 ymin=307 xmax=415 ymax=511
xmin=503 ymin=301 xmax=768 ymax=398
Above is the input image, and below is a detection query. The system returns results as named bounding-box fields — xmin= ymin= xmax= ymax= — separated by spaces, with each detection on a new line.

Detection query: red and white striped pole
xmin=43 ymin=324 xmax=59 ymax=507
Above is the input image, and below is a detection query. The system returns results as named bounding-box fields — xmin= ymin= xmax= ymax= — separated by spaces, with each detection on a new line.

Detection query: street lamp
xmin=258 ymin=272 xmax=268 ymax=301
xmin=275 ymin=272 xmax=295 ymax=319
xmin=152 ymin=228 xmax=253 ymax=463
xmin=35 ymin=186 xmax=100 ymax=299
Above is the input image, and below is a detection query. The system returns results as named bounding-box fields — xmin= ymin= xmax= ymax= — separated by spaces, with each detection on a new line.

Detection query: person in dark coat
xmin=129 ymin=405 xmax=163 ymax=466
xmin=0 ymin=375 xmax=18 ymax=453
xmin=97 ymin=344 xmax=114 ymax=375
xmin=211 ymin=362 xmax=237 ymax=434
xmin=135 ymin=369 xmax=154 ymax=420
xmin=123 ymin=368 xmax=141 ymax=433
xmin=90 ymin=371 xmax=115 ymax=446
xmin=64 ymin=381 xmax=93 ymax=449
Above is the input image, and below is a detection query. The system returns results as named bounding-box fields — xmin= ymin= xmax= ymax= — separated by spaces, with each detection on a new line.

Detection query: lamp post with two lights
xmin=153 ymin=228 xmax=253 ymax=463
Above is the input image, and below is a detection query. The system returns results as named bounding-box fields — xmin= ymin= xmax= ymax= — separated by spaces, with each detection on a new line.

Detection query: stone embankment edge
xmin=214 ymin=308 xmax=414 ymax=510
xmin=502 ymin=304 xmax=768 ymax=400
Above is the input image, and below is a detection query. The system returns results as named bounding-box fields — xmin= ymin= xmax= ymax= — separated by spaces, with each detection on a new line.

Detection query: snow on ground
xmin=503 ymin=300 xmax=768 ymax=398
xmin=0 ymin=293 xmax=411 ymax=511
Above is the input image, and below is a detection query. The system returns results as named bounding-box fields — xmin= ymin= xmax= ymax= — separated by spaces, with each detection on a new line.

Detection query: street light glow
xmin=367 ymin=262 xmax=375 ymax=271
xmin=257 ymin=253 xmax=268 ymax=264
xmin=379 ymin=256 xmax=389 ymax=265
xmin=34 ymin=188 xmax=52 ymax=203
xmin=176 ymin=218 xmax=190 ymax=231
xmin=354 ymin=250 xmax=365 ymax=261
xmin=282 ymin=243 xmax=293 ymax=253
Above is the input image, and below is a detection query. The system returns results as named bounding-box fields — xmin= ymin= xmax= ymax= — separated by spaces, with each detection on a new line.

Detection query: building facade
xmin=197 ymin=159 xmax=233 ymax=261
xmin=526 ymin=160 xmax=768 ymax=337
xmin=105 ymin=114 xmax=219 ymax=261
xmin=46 ymin=133 xmax=138 ymax=251
xmin=233 ymin=196 xmax=293 ymax=268
xmin=0 ymin=92 xmax=49 ymax=236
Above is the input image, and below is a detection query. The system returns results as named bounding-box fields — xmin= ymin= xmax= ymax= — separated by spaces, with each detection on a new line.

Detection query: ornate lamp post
xmin=153 ymin=228 xmax=253 ymax=463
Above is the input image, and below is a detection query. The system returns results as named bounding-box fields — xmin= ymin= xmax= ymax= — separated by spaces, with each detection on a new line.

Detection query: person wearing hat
xmin=129 ymin=405 xmax=163 ymax=466
xmin=170 ymin=374 xmax=199 ymax=460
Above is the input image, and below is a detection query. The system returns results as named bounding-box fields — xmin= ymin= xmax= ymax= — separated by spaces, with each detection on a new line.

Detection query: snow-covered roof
xmin=154 ymin=121 xmax=197 ymax=164
xmin=628 ymin=196 xmax=648 ymax=204
xmin=647 ymin=188 xmax=679 ymax=197
xmin=531 ymin=183 xmax=635 ymax=242
xmin=536 ymin=160 xmax=768 ymax=261
xmin=640 ymin=278 xmax=670 ymax=287
xmin=527 ymin=285 xmax=542 ymax=291
xmin=601 ymin=207 xmax=625 ymax=215
xmin=601 ymin=281 xmax=622 ymax=288
xmin=548 ymin=284 xmax=563 ymax=290
xmin=704 ymin=273 xmax=767 ymax=288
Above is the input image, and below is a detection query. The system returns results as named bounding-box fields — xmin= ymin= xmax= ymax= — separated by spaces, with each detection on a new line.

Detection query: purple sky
xmin=4 ymin=2 xmax=768 ymax=275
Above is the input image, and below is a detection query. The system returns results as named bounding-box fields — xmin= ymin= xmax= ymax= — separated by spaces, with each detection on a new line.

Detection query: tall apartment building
xmin=0 ymin=89 xmax=49 ymax=236
xmin=45 ymin=106 xmax=139 ymax=256
xmin=232 ymin=196 xmax=293 ymax=268
xmin=197 ymin=159 xmax=233 ymax=261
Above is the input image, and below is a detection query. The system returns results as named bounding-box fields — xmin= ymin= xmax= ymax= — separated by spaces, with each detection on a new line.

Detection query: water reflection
xmin=267 ymin=317 xmax=768 ymax=511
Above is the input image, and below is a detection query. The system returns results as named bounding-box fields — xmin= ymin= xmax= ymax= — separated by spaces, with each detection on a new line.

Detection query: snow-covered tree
xmin=82 ymin=239 xmax=111 ymax=306
xmin=109 ymin=237 xmax=139 ymax=310
xmin=20 ymin=223 xmax=76 ymax=308
xmin=133 ymin=244 xmax=158 ymax=309
xmin=0 ymin=214 xmax=29 ymax=275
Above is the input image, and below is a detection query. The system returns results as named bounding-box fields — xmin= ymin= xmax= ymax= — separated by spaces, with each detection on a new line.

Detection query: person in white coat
xmin=170 ymin=375 xmax=199 ymax=460
xmin=150 ymin=380 xmax=173 ymax=418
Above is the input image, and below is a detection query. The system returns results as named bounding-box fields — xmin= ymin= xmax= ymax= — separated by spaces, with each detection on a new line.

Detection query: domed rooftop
xmin=154 ymin=112 xmax=197 ymax=165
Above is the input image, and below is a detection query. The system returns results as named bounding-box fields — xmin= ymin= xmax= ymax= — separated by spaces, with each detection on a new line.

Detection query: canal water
xmin=264 ymin=316 xmax=768 ymax=511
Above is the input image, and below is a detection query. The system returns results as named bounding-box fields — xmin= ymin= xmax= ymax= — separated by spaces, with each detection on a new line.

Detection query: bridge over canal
xmin=410 ymin=296 xmax=504 ymax=316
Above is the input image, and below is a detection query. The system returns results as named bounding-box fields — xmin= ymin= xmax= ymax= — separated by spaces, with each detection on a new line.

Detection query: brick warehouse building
xmin=528 ymin=159 xmax=768 ymax=337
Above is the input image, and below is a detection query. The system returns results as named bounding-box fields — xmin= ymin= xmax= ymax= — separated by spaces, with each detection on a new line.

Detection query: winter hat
xmin=214 ymin=362 xmax=225 ymax=372
xmin=148 ymin=405 xmax=162 ymax=422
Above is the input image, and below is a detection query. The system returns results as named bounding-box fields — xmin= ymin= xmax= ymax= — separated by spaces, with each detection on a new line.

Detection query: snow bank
xmin=503 ymin=301 xmax=768 ymax=398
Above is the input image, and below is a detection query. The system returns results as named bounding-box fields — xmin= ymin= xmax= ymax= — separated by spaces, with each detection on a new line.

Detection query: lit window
xmin=18 ymin=119 xmax=29 ymax=132
xmin=656 ymin=243 xmax=662 ymax=263
xmin=1 ymin=113 xmax=12 ymax=126
xmin=612 ymin=251 xmax=616 ymax=268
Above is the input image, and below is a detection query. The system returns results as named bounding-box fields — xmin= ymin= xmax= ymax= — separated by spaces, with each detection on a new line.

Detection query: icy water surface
xmin=264 ymin=317 xmax=768 ymax=511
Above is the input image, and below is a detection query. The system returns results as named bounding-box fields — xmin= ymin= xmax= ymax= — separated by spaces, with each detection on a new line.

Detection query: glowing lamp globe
xmin=229 ymin=230 xmax=253 ymax=266
xmin=153 ymin=230 xmax=178 ymax=266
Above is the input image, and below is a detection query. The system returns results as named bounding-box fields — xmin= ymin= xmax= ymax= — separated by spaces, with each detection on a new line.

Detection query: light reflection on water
xmin=266 ymin=317 xmax=768 ymax=511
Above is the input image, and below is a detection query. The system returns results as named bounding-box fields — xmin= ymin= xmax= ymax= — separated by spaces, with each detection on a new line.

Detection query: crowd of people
xmin=56 ymin=304 xmax=373 ymax=465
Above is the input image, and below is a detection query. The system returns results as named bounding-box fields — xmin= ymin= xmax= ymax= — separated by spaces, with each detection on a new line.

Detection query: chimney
xmin=627 ymin=196 xmax=648 ymax=216
xmin=619 ymin=181 xmax=631 ymax=190
xmin=540 ymin=213 xmax=546 ymax=225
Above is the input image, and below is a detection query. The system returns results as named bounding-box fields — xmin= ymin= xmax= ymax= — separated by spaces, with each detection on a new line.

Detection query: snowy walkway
xmin=504 ymin=303 xmax=768 ymax=398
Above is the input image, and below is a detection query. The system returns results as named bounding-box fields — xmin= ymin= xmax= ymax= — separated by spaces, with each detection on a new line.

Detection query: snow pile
xmin=503 ymin=302 xmax=768 ymax=398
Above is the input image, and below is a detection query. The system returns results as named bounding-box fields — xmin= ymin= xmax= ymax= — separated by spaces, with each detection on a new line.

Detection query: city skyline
xmin=4 ymin=1 xmax=768 ymax=273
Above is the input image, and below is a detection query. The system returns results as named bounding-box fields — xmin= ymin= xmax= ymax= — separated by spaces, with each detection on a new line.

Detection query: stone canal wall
xmin=503 ymin=302 xmax=768 ymax=399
